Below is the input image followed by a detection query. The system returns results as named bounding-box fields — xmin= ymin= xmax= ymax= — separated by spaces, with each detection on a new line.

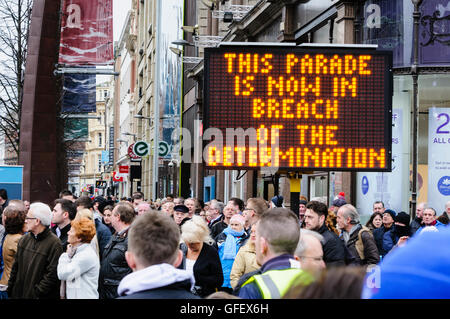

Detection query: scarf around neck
xmin=222 ymin=226 xmax=244 ymax=260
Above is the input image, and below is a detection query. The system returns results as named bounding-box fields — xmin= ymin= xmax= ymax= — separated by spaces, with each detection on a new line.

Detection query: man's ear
xmin=125 ymin=251 xmax=137 ymax=271
xmin=172 ymin=249 xmax=183 ymax=268
xmin=259 ymin=236 xmax=268 ymax=255
xmin=320 ymin=215 xmax=326 ymax=225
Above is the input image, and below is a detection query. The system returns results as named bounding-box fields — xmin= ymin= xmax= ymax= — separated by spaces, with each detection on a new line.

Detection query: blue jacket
xmin=415 ymin=220 xmax=446 ymax=236
xmin=238 ymin=254 xmax=299 ymax=299
xmin=218 ymin=233 xmax=245 ymax=288
xmin=382 ymin=227 xmax=398 ymax=256
xmin=373 ymin=225 xmax=396 ymax=257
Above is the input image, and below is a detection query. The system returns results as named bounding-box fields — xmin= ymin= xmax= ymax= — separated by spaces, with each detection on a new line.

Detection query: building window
xmin=98 ymin=133 xmax=102 ymax=147
xmin=98 ymin=154 xmax=102 ymax=172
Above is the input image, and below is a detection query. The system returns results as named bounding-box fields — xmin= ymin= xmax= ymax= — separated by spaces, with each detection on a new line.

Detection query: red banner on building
xmin=59 ymin=0 xmax=113 ymax=65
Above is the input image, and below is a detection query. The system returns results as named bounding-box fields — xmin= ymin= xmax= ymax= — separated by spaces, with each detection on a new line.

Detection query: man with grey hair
xmin=337 ymin=204 xmax=379 ymax=267
xmin=207 ymin=200 xmax=224 ymax=229
xmin=238 ymin=208 xmax=314 ymax=299
xmin=8 ymin=202 xmax=63 ymax=298
xmin=294 ymin=229 xmax=326 ymax=279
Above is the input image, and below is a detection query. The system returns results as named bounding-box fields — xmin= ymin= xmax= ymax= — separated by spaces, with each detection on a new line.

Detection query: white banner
xmin=357 ymin=109 xmax=404 ymax=215
xmin=428 ymin=107 xmax=450 ymax=213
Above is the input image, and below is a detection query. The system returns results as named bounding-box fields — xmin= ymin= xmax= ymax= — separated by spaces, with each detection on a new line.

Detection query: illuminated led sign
xmin=203 ymin=45 xmax=393 ymax=171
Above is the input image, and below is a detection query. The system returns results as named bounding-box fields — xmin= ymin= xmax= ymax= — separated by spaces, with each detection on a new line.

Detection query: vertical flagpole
xmin=153 ymin=0 xmax=162 ymax=200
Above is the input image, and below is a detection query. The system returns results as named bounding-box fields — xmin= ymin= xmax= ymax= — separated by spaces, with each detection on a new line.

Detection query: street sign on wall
xmin=203 ymin=45 xmax=393 ymax=171
xmin=133 ymin=141 xmax=150 ymax=157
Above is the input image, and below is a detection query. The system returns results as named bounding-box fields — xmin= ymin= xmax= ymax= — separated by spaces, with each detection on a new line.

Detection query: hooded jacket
xmin=7 ymin=228 xmax=63 ymax=299
xmin=117 ymin=263 xmax=200 ymax=299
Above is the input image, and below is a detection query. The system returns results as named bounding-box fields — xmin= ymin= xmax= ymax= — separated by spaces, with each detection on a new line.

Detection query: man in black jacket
xmin=99 ymin=202 xmax=135 ymax=299
xmin=304 ymin=201 xmax=346 ymax=267
xmin=410 ymin=202 xmax=426 ymax=236
xmin=51 ymin=199 xmax=77 ymax=252
xmin=8 ymin=202 xmax=63 ymax=299
xmin=117 ymin=212 xmax=199 ymax=299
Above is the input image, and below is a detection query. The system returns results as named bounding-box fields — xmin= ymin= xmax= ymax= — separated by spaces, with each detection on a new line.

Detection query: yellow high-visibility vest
xmin=242 ymin=268 xmax=314 ymax=299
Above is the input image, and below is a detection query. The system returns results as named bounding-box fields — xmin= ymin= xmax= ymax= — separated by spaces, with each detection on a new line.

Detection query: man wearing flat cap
xmin=173 ymin=205 xmax=190 ymax=228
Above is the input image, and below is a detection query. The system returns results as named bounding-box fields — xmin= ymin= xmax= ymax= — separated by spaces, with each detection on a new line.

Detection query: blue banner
xmin=62 ymin=72 xmax=96 ymax=113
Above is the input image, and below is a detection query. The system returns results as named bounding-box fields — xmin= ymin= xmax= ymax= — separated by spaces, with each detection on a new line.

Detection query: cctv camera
xmin=168 ymin=161 xmax=174 ymax=168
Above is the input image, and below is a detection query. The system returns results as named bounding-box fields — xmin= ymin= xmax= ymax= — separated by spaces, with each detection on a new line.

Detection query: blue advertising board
xmin=0 ymin=165 xmax=23 ymax=200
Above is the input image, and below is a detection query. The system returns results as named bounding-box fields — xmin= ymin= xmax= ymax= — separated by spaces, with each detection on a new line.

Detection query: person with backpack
xmin=336 ymin=204 xmax=380 ymax=267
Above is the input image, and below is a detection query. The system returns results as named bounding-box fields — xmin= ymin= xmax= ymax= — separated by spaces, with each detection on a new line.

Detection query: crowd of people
xmin=0 ymin=187 xmax=449 ymax=299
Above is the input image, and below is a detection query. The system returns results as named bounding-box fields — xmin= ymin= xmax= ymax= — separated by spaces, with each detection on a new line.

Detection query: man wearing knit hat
xmin=381 ymin=212 xmax=412 ymax=257
xmin=330 ymin=192 xmax=346 ymax=215
xmin=373 ymin=209 xmax=397 ymax=257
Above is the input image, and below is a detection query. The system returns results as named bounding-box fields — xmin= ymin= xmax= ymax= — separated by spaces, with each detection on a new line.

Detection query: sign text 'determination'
xmin=203 ymin=46 xmax=393 ymax=171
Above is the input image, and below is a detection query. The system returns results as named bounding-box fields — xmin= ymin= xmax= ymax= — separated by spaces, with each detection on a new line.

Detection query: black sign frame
xmin=203 ymin=44 xmax=393 ymax=172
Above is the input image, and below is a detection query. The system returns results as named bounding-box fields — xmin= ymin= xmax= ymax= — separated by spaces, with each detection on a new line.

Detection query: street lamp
xmin=411 ymin=0 xmax=422 ymax=219
xmin=171 ymin=39 xmax=194 ymax=46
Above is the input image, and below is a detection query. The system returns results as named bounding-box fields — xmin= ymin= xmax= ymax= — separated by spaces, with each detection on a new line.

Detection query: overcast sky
xmin=97 ymin=0 xmax=132 ymax=83
xmin=114 ymin=0 xmax=132 ymax=42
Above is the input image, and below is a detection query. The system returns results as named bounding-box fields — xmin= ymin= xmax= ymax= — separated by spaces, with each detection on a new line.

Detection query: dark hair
xmin=113 ymin=202 xmax=136 ymax=225
xmin=306 ymin=201 xmax=328 ymax=219
xmin=284 ymin=266 xmax=366 ymax=299
xmin=229 ymin=197 xmax=245 ymax=212
xmin=0 ymin=189 xmax=7 ymax=201
xmin=59 ymin=189 xmax=73 ymax=198
xmin=437 ymin=214 xmax=449 ymax=225
xmin=103 ymin=205 xmax=114 ymax=213
xmin=3 ymin=205 xmax=26 ymax=234
xmin=366 ymin=212 xmax=383 ymax=228
xmin=75 ymin=196 xmax=93 ymax=209
xmin=373 ymin=201 xmax=384 ymax=208
xmin=54 ymin=199 xmax=77 ymax=220
xmin=132 ymin=193 xmax=144 ymax=202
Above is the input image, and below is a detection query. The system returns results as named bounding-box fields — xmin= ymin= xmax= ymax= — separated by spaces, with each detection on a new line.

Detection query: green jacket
xmin=8 ymin=228 xmax=63 ymax=299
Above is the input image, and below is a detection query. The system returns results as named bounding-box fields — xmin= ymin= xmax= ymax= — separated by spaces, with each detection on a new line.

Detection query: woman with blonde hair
xmin=57 ymin=217 xmax=100 ymax=299
xmin=178 ymin=215 xmax=223 ymax=297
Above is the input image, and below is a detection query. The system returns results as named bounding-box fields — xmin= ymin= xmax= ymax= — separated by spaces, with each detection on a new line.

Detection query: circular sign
xmin=361 ymin=176 xmax=369 ymax=195
xmin=127 ymin=143 xmax=140 ymax=159
xmin=133 ymin=141 xmax=150 ymax=157
xmin=437 ymin=176 xmax=450 ymax=196
xmin=158 ymin=141 xmax=170 ymax=157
